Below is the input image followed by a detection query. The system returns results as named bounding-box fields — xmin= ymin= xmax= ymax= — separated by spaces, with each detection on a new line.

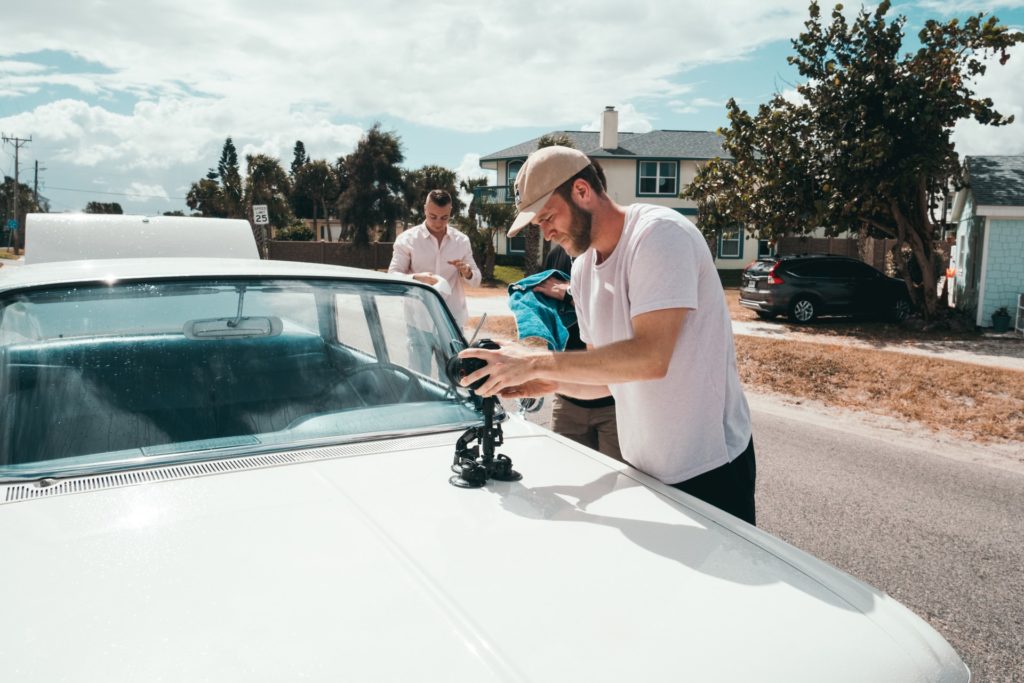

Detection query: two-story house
xmin=477 ymin=107 xmax=775 ymax=269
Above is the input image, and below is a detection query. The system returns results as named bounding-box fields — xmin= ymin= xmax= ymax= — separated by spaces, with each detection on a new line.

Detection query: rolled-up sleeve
xmin=388 ymin=234 xmax=412 ymax=274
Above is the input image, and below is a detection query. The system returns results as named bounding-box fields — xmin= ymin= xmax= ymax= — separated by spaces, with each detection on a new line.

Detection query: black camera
xmin=446 ymin=339 xmax=500 ymax=391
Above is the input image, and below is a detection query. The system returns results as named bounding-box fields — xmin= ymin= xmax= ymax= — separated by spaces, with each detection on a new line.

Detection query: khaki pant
xmin=551 ymin=396 xmax=622 ymax=461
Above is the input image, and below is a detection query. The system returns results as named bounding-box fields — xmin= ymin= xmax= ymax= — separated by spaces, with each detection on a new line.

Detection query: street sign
xmin=252 ymin=205 xmax=269 ymax=225
xmin=6 ymin=219 xmax=16 ymax=229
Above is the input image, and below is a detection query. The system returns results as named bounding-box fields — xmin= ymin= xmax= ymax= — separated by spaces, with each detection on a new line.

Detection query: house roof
xmin=966 ymin=156 xmax=1024 ymax=208
xmin=480 ymin=130 xmax=729 ymax=162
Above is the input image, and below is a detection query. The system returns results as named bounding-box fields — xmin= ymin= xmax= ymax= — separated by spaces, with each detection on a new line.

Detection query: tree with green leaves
xmin=684 ymin=1 xmax=1023 ymax=320
xmin=186 ymin=177 xmax=227 ymax=217
xmin=292 ymin=160 xmax=339 ymax=239
xmin=187 ymin=137 xmax=242 ymax=218
xmin=217 ymin=137 xmax=243 ymax=217
xmin=243 ymin=153 xmax=293 ymax=256
xmin=1 ymin=175 xmax=47 ymax=253
xmin=290 ymin=140 xmax=309 ymax=177
xmin=403 ymin=164 xmax=463 ymax=224
xmin=457 ymin=176 xmax=499 ymax=281
xmin=275 ymin=223 xmax=316 ymax=241
xmin=84 ymin=201 xmax=124 ymax=214
xmin=336 ymin=124 xmax=406 ymax=246
xmin=537 ymin=133 xmax=574 ymax=149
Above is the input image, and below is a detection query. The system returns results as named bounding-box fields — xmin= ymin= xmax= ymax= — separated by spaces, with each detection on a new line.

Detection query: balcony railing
xmin=472 ymin=185 xmax=514 ymax=205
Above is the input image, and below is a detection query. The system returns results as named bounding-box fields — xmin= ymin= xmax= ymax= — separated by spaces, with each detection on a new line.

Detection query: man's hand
xmin=499 ymin=379 xmax=559 ymax=399
xmin=458 ymin=343 xmax=545 ymax=397
xmin=448 ymin=259 xmax=472 ymax=279
xmin=412 ymin=272 xmax=440 ymax=286
xmin=533 ymin=275 xmax=569 ymax=301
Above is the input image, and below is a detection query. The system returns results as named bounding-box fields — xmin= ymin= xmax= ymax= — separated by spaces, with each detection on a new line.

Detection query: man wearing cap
xmin=459 ymin=146 xmax=756 ymax=525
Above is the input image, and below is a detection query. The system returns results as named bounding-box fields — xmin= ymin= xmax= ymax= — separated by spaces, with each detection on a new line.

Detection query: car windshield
xmin=0 ymin=277 xmax=484 ymax=480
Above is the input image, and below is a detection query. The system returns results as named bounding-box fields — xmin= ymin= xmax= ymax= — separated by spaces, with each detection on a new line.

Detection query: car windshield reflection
xmin=0 ymin=278 xmax=483 ymax=480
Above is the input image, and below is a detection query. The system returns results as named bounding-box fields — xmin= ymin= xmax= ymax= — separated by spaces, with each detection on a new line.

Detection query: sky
xmin=2 ymin=0 xmax=1023 ymax=216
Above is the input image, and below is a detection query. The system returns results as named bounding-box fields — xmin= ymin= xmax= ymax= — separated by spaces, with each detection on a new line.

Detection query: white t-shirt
xmin=573 ymin=204 xmax=751 ymax=484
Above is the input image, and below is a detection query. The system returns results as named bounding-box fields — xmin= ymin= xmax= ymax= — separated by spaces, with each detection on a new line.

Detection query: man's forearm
xmin=533 ymin=336 xmax=671 ymax=386
xmin=552 ymin=381 xmax=612 ymax=400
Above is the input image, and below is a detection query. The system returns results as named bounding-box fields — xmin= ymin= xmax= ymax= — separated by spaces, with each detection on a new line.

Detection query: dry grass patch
xmin=465 ymin=315 xmax=519 ymax=343
xmin=735 ymin=336 xmax=1024 ymax=443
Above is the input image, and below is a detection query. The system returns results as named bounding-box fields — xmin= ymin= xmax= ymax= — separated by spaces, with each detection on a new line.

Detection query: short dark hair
xmin=426 ymin=189 xmax=452 ymax=207
xmin=553 ymin=157 xmax=607 ymax=203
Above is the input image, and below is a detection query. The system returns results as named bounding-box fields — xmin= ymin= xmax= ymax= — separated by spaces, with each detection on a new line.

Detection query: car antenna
xmin=467 ymin=312 xmax=487 ymax=346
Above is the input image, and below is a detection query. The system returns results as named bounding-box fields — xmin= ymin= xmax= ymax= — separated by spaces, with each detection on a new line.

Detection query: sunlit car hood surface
xmin=0 ymin=421 xmax=967 ymax=682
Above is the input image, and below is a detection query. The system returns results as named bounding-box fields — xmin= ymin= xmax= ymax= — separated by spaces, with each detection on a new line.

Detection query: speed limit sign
xmin=253 ymin=204 xmax=269 ymax=225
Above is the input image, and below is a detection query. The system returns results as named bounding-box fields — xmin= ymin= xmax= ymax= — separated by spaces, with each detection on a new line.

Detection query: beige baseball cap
xmin=506 ymin=146 xmax=591 ymax=237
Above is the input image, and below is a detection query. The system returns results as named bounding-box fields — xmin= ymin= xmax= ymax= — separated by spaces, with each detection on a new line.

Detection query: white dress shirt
xmin=388 ymin=223 xmax=481 ymax=327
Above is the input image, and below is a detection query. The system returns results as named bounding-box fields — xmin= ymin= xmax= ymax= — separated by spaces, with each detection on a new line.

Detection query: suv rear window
xmin=745 ymin=259 xmax=777 ymax=275
xmin=783 ymin=259 xmax=838 ymax=277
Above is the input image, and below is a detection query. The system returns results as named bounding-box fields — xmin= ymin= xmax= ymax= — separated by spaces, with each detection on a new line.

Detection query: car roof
xmin=0 ymin=257 xmax=414 ymax=294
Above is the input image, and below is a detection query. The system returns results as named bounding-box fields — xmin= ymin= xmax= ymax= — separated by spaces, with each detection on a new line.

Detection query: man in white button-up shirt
xmin=389 ymin=190 xmax=481 ymax=369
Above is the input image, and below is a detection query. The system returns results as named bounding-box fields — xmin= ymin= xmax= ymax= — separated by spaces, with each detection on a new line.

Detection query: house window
xmin=757 ymin=239 xmax=774 ymax=258
xmin=638 ymin=161 xmax=678 ymax=195
xmin=508 ymin=234 xmax=526 ymax=253
xmin=718 ymin=226 xmax=743 ymax=259
xmin=507 ymin=160 xmax=524 ymax=188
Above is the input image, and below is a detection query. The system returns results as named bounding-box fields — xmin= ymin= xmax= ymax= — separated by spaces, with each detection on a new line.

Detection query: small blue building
xmin=950 ymin=156 xmax=1024 ymax=329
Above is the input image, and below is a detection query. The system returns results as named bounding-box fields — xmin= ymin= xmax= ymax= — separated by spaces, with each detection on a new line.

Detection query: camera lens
xmin=446 ymin=339 xmax=500 ymax=391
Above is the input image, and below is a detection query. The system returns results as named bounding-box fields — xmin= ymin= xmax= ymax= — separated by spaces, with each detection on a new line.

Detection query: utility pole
xmin=2 ymin=133 xmax=32 ymax=255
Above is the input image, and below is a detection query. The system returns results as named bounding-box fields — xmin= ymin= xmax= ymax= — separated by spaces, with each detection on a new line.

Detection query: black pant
xmin=671 ymin=437 xmax=757 ymax=526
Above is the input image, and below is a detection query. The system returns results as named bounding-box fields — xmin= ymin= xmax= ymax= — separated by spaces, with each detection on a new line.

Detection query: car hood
xmin=0 ymin=421 xmax=966 ymax=682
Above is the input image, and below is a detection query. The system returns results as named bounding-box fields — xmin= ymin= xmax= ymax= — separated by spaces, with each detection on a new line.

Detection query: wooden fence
xmin=775 ymin=235 xmax=896 ymax=272
xmin=267 ymin=241 xmax=394 ymax=270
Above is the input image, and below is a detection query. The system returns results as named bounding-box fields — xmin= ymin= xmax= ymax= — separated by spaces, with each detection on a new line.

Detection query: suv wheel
xmin=789 ymin=295 xmax=818 ymax=323
xmin=890 ymin=296 xmax=912 ymax=322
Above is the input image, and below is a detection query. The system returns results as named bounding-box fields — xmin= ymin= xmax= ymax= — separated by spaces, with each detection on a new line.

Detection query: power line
xmin=44 ymin=185 xmax=187 ymax=201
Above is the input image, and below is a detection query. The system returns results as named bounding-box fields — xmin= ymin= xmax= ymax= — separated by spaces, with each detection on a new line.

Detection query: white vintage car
xmin=0 ymin=215 xmax=968 ymax=681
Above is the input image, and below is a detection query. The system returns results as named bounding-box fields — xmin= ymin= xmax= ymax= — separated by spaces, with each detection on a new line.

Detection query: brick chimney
xmin=599 ymin=106 xmax=619 ymax=150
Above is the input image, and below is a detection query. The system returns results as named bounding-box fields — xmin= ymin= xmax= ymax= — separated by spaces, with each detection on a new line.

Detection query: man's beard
xmin=565 ymin=198 xmax=592 ymax=255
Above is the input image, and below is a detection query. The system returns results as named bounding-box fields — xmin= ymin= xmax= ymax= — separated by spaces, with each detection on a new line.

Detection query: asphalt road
xmin=520 ymin=396 xmax=1024 ymax=682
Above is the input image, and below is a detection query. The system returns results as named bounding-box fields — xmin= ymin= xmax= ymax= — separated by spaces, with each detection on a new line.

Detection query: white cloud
xmin=913 ymin=1 xmax=1024 ymax=13
xmin=123 ymin=182 xmax=169 ymax=203
xmin=455 ymin=153 xmax=492 ymax=184
xmin=779 ymin=87 xmax=806 ymax=106
xmin=0 ymin=60 xmax=47 ymax=75
xmin=952 ymin=45 xmax=1024 ymax=156
xmin=581 ymin=104 xmax=655 ymax=134
xmin=668 ymin=97 xmax=724 ymax=115
xmin=0 ymin=1 xmax=809 ymax=132
xmin=0 ymin=98 xmax=364 ymax=171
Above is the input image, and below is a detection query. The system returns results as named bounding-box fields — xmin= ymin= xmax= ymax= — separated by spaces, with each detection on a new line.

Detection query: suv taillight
xmin=767 ymin=263 xmax=785 ymax=285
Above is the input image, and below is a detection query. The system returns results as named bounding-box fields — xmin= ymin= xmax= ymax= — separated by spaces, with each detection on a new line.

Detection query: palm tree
xmin=336 ymin=124 xmax=405 ymax=246
xmin=459 ymin=176 xmax=498 ymax=281
xmin=293 ymin=160 xmax=339 ymax=240
xmin=244 ymin=154 xmax=293 ymax=257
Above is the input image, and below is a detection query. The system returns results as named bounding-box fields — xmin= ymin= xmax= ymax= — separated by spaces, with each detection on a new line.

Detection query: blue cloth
xmin=507 ymin=269 xmax=577 ymax=351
